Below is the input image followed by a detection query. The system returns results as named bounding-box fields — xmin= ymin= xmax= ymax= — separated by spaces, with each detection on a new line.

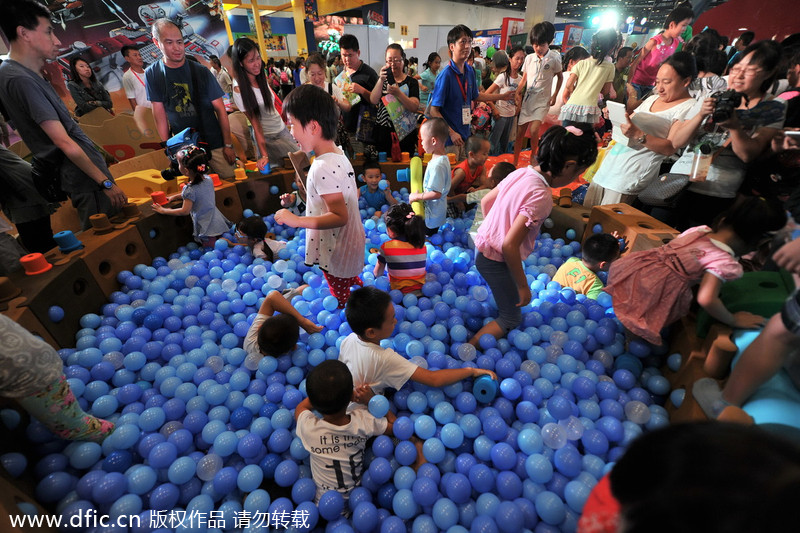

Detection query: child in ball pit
xmin=340 ymin=286 xmax=496 ymax=404
xmin=295 ymin=359 xmax=395 ymax=501
xmin=243 ymin=285 xmax=323 ymax=357
xmin=358 ymin=159 xmax=397 ymax=217
xmin=0 ymin=314 xmax=114 ymax=442
xmin=274 ymin=85 xmax=365 ymax=309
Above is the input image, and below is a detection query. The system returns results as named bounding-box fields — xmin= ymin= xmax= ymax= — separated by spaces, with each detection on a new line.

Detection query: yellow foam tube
xmin=409 ymin=156 xmax=424 ymax=218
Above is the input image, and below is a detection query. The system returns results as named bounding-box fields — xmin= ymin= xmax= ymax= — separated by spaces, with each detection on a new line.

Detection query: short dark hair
xmin=739 ymin=31 xmax=756 ymax=47
xmin=306 ymin=360 xmax=353 ymax=415
xmin=564 ymin=46 xmax=590 ymax=67
xmin=69 ymin=56 xmax=96 ymax=84
xmin=121 ymin=45 xmax=140 ymax=58
xmin=490 ymin=161 xmax=516 ymax=182
xmin=447 ymin=25 xmax=473 ymax=46
xmin=617 ymin=46 xmax=634 ymax=60
xmin=466 ymin=136 xmax=488 ymax=155
xmin=664 ymin=6 xmax=694 ymax=29
xmin=0 ymin=0 xmax=51 ymax=43
xmin=282 ymin=84 xmax=338 ymax=141
xmin=611 ymin=422 xmax=800 ymax=533
xmin=209 ymin=55 xmax=221 ymax=68
xmin=362 ymin=159 xmax=382 ymax=175
xmin=530 ymin=21 xmax=556 ymax=46
xmin=346 ymin=287 xmax=392 ymax=337
xmin=237 ymin=216 xmax=267 ymax=240
xmin=421 ymin=118 xmax=449 ymax=144
xmin=582 ymin=233 xmax=620 ymax=265
xmin=257 ymin=313 xmax=300 ymax=357
xmin=339 ymin=34 xmax=360 ymax=52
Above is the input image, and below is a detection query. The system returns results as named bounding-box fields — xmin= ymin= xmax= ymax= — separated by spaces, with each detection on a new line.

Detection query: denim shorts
xmin=781 ymin=290 xmax=800 ymax=335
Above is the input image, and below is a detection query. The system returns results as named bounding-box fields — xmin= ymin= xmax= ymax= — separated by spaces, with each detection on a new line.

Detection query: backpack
xmin=280 ymin=69 xmax=289 ymax=84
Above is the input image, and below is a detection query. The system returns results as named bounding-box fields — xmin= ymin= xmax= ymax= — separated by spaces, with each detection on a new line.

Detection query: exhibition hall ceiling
xmin=452 ymin=0 xmax=729 ymax=23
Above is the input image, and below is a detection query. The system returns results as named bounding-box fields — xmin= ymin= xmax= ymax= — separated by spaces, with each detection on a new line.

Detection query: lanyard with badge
xmin=451 ymin=60 xmax=471 ymax=125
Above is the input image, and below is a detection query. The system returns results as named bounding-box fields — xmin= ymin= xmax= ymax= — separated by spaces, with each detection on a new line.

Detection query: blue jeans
xmin=489 ymin=115 xmax=515 ymax=156
xmin=631 ymin=83 xmax=654 ymax=100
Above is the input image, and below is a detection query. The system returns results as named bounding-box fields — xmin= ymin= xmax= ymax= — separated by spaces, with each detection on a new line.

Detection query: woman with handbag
xmin=369 ymin=44 xmax=420 ymax=157
xmin=664 ymin=40 xmax=786 ymax=230
xmin=583 ymin=52 xmax=697 ymax=208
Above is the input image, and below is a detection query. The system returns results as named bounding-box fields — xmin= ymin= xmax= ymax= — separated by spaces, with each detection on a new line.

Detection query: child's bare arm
xmin=697 ymin=272 xmax=766 ymax=329
xmin=295 ymin=397 xmax=313 ymax=420
xmin=451 ymin=168 xmax=466 ymax=193
xmin=266 ymin=287 xmax=323 ymax=333
xmin=383 ymin=410 xmax=397 ymax=436
xmin=275 ymin=192 xmax=348 ymax=229
xmin=153 ymin=198 xmax=192 ymax=216
xmin=384 ymin=189 xmax=398 ymax=205
xmin=410 ymin=366 xmax=497 ymax=388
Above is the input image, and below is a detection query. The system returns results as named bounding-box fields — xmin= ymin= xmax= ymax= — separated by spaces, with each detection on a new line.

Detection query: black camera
xmin=711 ymin=89 xmax=748 ymax=123
xmin=160 ymin=127 xmax=202 ymax=180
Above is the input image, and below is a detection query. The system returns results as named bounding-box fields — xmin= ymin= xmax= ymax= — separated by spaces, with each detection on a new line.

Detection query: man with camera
xmin=0 ymin=0 xmax=127 ymax=230
xmin=146 ymin=18 xmax=236 ymax=180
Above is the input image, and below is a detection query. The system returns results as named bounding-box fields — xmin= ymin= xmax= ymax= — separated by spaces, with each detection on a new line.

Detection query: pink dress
xmin=630 ymin=33 xmax=682 ymax=87
xmin=604 ymin=226 xmax=742 ymax=345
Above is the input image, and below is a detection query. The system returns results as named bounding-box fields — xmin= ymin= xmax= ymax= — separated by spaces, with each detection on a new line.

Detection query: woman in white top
xmin=230 ymin=37 xmax=299 ymax=172
xmin=305 ymin=52 xmax=351 ymax=113
xmin=584 ymin=52 xmax=698 ymax=207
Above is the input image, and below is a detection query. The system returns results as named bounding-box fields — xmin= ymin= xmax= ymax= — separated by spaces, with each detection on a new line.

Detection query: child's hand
xmin=280 ymin=192 xmax=296 ymax=207
xmin=472 ymin=369 xmax=497 ymax=381
xmin=408 ymin=192 xmax=422 ymax=203
xmin=549 ymin=95 xmax=557 ymax=107
xmin=300 ymin=317 xmax=323 ymax=334
xmin=610 ymin=231 xmax=629 ymax=253
xmin=353 ymin=385 xmax=375 ymax=405
xmin=257 ymin=156 xmax=270 ymax=171
xmin=274 ymin=208 xmax=297 ymax=226
xmin=152 ymin=203 xmax=166 ymax=213
xmin=774 ymin=238 xmax=800 ymax=274
xmin=516 ymin=286 xmax=532 ymax=308
xmin=732 ymin=311 xmax=767 ymax=329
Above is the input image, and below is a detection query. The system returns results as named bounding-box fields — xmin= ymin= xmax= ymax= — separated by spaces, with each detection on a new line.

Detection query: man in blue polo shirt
xmin=430 ymin=25 xmax=513 ymax=161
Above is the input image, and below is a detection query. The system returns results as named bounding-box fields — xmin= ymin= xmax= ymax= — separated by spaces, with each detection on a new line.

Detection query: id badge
xmin=462 ymin=106 xmax=471 ymax=125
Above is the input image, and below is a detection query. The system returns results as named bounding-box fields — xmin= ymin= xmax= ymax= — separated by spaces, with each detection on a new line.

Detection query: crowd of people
xmin=0 ymin=0 xmax=799 ymax=529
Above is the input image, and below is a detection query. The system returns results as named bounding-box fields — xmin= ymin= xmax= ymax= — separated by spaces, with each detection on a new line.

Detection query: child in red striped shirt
xmin=374 ymin=203 xmax=427 ymax=294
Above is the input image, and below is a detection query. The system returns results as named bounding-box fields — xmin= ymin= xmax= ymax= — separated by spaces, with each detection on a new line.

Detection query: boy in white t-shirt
xmin=121 ymin=45 xmax=151 ymax=111
xmin=242 ymin=287 xmax=322 ymax=357
xmin=295 ymin=359 xmax=394 ymax=500
xmin=340 ymin=287 xmax=496 ymax=403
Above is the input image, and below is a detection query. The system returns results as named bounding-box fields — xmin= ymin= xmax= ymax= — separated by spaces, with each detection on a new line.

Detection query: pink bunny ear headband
xmin=564 ymin=125 xmax=583 ymax=136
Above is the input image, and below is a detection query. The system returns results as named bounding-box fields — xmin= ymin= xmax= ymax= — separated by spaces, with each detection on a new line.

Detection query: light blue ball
xmin=368 ymin=395 xmax=390 ymax=418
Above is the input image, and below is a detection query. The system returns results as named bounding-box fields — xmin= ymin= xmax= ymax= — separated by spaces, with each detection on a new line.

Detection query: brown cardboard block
xmin=2 ymin=258 xmax=107 ymax=349
xmin=548 ymin=204 xmax=591 ymax=241
xmin=77 ymin=225 xmax=153 ymax=298
xmin=80 ymin=110 xmax=163 ymax=161
xmin=0 ymin=474 xmax=56 ymax=532
xmin=134 ymin=206 xmax=195 ymax=260
xmin=235 ymin=171 xmax=293 ymax=216
xmin=583 ymin=203 xmax=679 ymax=255
xmin=214 ymin=182 xmax=244 ymax=226
xmin=108 ymin=150 xmax=171 ymax=180
xmin=1 ymin=303 xmax=59 ymax=350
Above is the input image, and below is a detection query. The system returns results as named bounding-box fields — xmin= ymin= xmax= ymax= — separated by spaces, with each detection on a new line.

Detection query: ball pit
xmin=5 ymin=194 xmax=676 ymax=533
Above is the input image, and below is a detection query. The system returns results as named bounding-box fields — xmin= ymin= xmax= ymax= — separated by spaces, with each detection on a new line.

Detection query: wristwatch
xmin=636 ymin=133 xmax=648 ymax=145
xmin=100 ymin=179 xmax=114 ymax=190
xmin=224 ymin=143 xmax=234 ymax=149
